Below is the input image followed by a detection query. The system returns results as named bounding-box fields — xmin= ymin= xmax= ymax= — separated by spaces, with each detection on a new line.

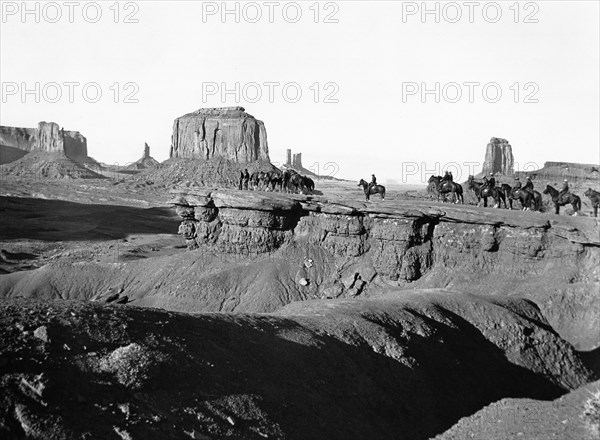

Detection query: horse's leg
xmin=500 ymin=193 xmax=507 ymax=209
xmin=594 ymin=205 xmax=598 ymax=217
xmin=555 ymin=203 xmax=560 ymax=215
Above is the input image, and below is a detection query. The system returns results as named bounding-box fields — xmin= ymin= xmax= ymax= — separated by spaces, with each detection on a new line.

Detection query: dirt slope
xmin=0 ymin=292 xmax=594 ymax=440
xmin=434 ymin=380 xmax=600 ymax=440
xmin=0 ymin=152 xmax=103 ymax=179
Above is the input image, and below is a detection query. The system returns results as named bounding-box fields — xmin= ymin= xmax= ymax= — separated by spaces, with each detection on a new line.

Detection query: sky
xmin=1 ymin=0 xmax=599 ymax=184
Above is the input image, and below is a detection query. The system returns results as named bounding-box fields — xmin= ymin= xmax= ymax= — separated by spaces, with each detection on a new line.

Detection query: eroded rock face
xmin=482 ymin=137 xmax=514 ymax=176
xmin=0 ymin=122 xmax=87 ymax=161
xmin=170 ymin=107 xmax=269 ymax=162
xmin=169 ymin=189 xmax=600 ymax=349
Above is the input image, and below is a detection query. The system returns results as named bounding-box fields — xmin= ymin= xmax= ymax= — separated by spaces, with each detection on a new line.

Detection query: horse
xmin=467 ymin=176 xmax=505 ymax=208
xmin=358 ymin=179 xmax=385 ymax=201
xmin=302 ymin=176 xmax=315 ymax=194
xmin=287 ymin=173 xmax=314 ymax=194
xmin=509 ymin=188 xmax=535 ymax=211
xmin=506 ymin=185 xmax=542 ymax=211
xmin=265 ymin=170 xmax=283 ymax=191
xmin=249 ymin=172 xmax=259 ymax=190
xmin=542 ymin=184 xmax=581 ymax=215
xmin=584 ymin=188 xmax=600 ymax=217
xmin=282 ymin=170 xmax=294 ymax=193
xmin=428 ymin=175 xmax=464 ymax=204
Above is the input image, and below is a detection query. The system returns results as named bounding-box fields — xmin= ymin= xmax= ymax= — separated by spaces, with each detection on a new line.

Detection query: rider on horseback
xmin=442 ymin=171 xmax=454 ymax=182
xmin=559 ymin=179 xmax=569 ymax=204
xmin=482 ymin=173 xmax=495 ymax=190
xmin=513 ymin=177 xmax=521 ymax=191
xmin=523 ymin=175 xmax=534 ymax=192
xmin=367 ymin=174 xmax=377 ymax=192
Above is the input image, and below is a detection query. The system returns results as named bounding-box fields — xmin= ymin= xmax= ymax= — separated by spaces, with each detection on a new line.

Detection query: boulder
xmin=170 ymin=107 xmax=269 ymax=162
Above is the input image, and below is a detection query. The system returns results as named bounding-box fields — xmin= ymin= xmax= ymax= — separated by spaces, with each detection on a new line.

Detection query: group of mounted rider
xmin=424 ymin=171 xmax=597 ymax=216
xmin=238 ymin=168 xmax=315 ymax=194
xmin=467 ymin=173 xmax=583 ymax=214
xmin=237 ymin=166 xmax=599 ymax=217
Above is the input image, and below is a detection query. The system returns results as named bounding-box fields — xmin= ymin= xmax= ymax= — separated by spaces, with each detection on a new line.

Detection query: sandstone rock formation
xmin=284 ymin=149 xmax=304 ymax=169
xmin=170 ymin=107 xmax=269 ymax=162
xmin=168 ymin=188 xmax=600 ymax=350
xmin=126 ymin=142 xmax=159 ymax=170
xmin=481 ymin=137 xmax=514 ymax=176
xmin=0 ymin=122 xmax=87 ymax=161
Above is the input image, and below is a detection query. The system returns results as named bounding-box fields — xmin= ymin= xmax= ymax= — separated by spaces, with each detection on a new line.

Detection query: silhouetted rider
xmin=523 ymin=176 xmax=534 ymax=192
xmin=368 ymin=174 xmax=377 ymax=191
xmin=559 ymin=179 xmax=569 ymax=202
xmin=442 ymin=171 xmax=453 ymax=182
xmin=512 ymin=177 xmax=522 ymax=193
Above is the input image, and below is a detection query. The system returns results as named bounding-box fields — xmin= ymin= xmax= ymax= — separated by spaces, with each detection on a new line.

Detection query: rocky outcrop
xmin=0 ymin=122 xmax=87 ymax=161
xmin=284 ymin=149 xmax=304 ymax=169
xmin=481 ymin=137 xmax=514 ymax=176
xmin=126 ymin=143 xmax=159 ymax=170
xmin=171 ymin=189 xmax=302 ymax=254
xmin=169 ymin=189 xmax=600 ymax=349
xmin=170 ymin=107 xmax=269 ymax=162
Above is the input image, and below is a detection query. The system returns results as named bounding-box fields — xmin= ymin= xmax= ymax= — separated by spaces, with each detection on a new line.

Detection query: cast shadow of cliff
xmin=0 ymin=196 xmax=180 ymax=242
xmin=46 ymin=303 xmax=578 ymax=440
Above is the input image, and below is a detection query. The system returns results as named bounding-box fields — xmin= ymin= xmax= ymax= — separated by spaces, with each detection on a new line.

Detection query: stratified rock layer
xmin=170 ymin=107 xmax=269 ymax=162
xmin=169 ymin=189 xmax=600 ymax=349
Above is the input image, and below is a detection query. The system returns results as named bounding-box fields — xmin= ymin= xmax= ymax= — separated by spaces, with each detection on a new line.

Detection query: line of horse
xmin=421 ymin=174 xmax=599 ymax=217
xmin=432 ymin=174 xmax=599 ymax=216
xmin=239 ymin=169 xmax=315 ymax=194
xmin=357 ymin=175 xmax=599 ymax=217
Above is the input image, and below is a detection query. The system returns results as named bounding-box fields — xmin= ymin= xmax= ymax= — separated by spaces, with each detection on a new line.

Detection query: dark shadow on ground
xmin=0 ymin=299 xmax=579 ymax=440
xmin=0 ymin=196 xmax=180 ymax=241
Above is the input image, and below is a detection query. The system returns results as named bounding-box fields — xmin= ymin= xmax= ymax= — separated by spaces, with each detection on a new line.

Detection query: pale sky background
xmin=1 ymin=0 xmax=599 ymax=183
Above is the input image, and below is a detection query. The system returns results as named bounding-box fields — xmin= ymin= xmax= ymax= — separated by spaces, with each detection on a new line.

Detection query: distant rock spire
xmin=482 ymin=137 xmax=514 ymax=175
